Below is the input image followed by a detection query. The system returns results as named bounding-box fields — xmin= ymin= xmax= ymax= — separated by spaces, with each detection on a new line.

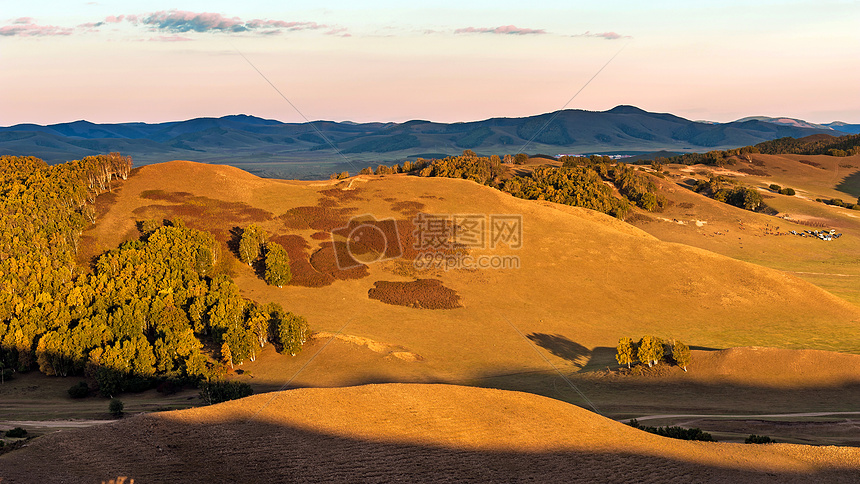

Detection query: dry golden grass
xmin=1 ymin=384 xmax=858 ymax=483
xmin=633 ymin=154 xmax=860 ymax=305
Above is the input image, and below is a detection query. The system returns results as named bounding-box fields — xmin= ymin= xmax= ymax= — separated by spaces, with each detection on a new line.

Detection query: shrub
xmin=109 ymin=399 xmax=124 ymax=417
xmin=628 ymin=420 xmax=714 ymax=441
xmin=746 ymin=434 xmax=775 ymax=444
xmin=199 ymin=380 xmax=253 ymax=405
xmin=67 ymin=381 xmax=90 ymax=399
xmin=4 ymin=427 xmax=27 ymax=438
xmin=769 ymin=184 xmax=781 ymax=191
xmin=778 ymin=187 xmax=795 ymax=196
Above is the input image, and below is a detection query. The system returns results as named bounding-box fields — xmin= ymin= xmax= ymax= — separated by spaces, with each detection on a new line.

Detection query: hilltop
xmin=2 ymin=384 xmax=858 ymax=483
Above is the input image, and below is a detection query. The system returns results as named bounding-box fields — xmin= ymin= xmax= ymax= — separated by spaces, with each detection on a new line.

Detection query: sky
xmin=1 ymin=0 xmax=858 ymax=125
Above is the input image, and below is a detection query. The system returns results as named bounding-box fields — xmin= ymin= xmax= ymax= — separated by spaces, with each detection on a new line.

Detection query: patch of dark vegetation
xmin=319 ymin=186 xmax=367 ymax=204
xmin=199 ymin=380 xmax=253 ymax=405
xmin=628 ymin=419 xmax=715 ymax=442
xmin=799 ymin=159 xmax=823 ymax=169
xmin=278 ymin=205 xmax=357 ymax=232
xmin=132 ymin=195 xmax=273 ymax=245
xmin=269 ymin=234 xmax=334 ymax=288
xmin=4 ymin=427 xmax=28 ymax=438
xmin=745 ymin=434 xmax=776 ymax=444
xmin=677 ymin=202 xmax=695 ymax=209
xmin=139 ymin=190 xmax=193 ymax=203
xmin=390 ymin=200 xmax=425 ymax=216
xmin=625 ymin=212 xmax=655 ymax=223
xmin=310 ymin=243 xmax=370 ymax=281
xmin=68 ymin=381 xmax=90 ymax=398
xmin=738 ymin=167 xmax=769 ymax=176
xmin=368 ymin=279 xmax=462 ymax=309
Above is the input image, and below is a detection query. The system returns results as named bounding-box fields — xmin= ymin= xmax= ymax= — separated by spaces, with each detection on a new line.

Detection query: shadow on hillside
xmin=835 ymin=170 xmax=860 ymax=198
xmin=3 ymin=401 xmax=857 ymax=483
xmin=525 ymin=335 xmax=720 ymax=373
xmin=527 ymin=333 xmax=590 ymax=367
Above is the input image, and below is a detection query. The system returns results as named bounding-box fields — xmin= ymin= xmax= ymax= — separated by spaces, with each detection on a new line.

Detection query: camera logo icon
xmin=331 ymin=214 xmax=403 ymax=270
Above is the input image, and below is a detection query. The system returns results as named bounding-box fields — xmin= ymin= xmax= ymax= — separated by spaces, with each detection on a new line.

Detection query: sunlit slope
xmin=87 ymin=161 xmax=860 ymax=386
xmin=632 ymin=153 xmax=860 ymax=305
xmin=2 ymin=384 xmax=857 ymax=482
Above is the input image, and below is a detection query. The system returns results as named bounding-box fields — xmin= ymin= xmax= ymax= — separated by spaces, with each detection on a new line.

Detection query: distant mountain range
xmin=1 ymin=106 xmax=854 ymax=179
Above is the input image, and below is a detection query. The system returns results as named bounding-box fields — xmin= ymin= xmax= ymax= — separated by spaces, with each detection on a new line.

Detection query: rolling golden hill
xmin=1 ymin=384 xmax=858 ymax=483
xmin=91 ymin=161 xmax=860 ymax=364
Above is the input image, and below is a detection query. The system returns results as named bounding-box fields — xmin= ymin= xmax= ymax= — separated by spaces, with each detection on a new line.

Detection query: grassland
xmin=2 ymin=157 xmax=860 ymax=476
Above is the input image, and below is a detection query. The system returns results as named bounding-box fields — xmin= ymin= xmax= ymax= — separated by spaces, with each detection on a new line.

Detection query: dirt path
xmin=622 ymin=411 xmax=860 ymax=423
xmin=0 ymin=419 xmax=116 ymax=429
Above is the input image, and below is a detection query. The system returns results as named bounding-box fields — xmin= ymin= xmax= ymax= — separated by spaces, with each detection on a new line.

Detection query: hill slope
xmin=88 ymin=160 xmax=860 ymax=387
xmin=1 ymin=384 xmax=857 ymax=482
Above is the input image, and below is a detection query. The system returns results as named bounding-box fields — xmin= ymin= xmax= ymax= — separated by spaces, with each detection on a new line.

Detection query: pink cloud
xmin=454 ymin=25 xmax=546 ymax=35
xmin=106 ymin=10 xmax=342 ymax=36
xmin=0 ymin=21 xmax=74 ymax=37
xmin=573 ymin=31 xmax=629 ymax=40
xmin=13 ymin=17 xmax=34 ymax=24
xmin=148 ymin=35 xmax=193 ymax=42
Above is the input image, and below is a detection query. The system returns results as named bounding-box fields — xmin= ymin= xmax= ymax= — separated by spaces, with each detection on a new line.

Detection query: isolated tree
xmin=263 ymin=242 xmax=291 ymax=287
xmin=514 ymin=153 xmax=529 ymax=165
xmin=672 ymin=340 xmax=691 ymax=372
xmin=503 ymin=154 xmax=513 ymax=164
xmin=108 ymin=399 xmax=124 ymax=417
xmin=337 ymin=171 xmax=349 ymax=179
xmin=615 ymin=337 xmax=635 ymax=369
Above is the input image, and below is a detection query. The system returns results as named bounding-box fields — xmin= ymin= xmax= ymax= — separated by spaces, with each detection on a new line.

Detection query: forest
xmin=0 ymin=154 xmax=307 ymax=397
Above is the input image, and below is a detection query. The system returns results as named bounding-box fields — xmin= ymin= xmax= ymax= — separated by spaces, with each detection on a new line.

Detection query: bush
xmin=108 ymin=399 xmax=124 ymax=417
xmin=746 ymin=434 xmax=775 ymax=444
xmin=769 ymin=184 xmax=781 ymax=191
xmin=199 ymin=380 xmax=253 ymax=405
xmin=778 ymin=187 xmax=795 ymax=196
xmin=123 ymin=377 xmax=152 ymax=393
xmin=628 ymin=420 xmax=714 ymax=442
xmin=5 ymin=427 xmax=27 ymax=438
xmin=67 ymin=381 xmax=90 ymax=399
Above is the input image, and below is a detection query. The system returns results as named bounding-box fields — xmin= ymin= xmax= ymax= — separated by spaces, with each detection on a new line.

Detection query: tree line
xmin=615 ymin=336 xmax=691 ymax=371
xmin=337 ymin=151 xmax=667 ymax=220
xmin=0 ymin=155 xmax=308 ymax=397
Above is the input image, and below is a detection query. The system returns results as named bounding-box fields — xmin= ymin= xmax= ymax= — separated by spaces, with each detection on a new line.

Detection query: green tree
xmin=263 ymin=242 xmax=292 ymax=287
xmin=239 ymin=224 xmax=266 ymax=265
xmin=615 ymin=337 xmax=635 ymax=369
xmin=672 ymin=340 xmax=691 ymax=371
xmin=514 ymin=153 xmax=528 ymax=165
xmin=277 ymin=312 xmax=308 ymax=356
xmin=108 ymin=398 xmax=124 ymax=417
